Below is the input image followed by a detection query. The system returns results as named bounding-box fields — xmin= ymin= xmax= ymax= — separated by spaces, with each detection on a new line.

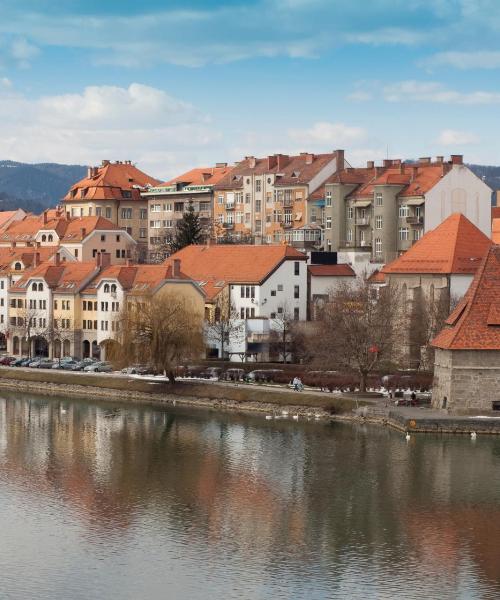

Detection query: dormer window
xmin=122 ymin=190 xmax=132 ymax=199
xmin=32 ymin=283 xmax=37 ymax=291
xmin=111 ymin=284 xmax=117 ymax=293
xmin=41 ymin=235 xmax=47 ymax=242
xmin=48 ymin=234 xmax=53 ymax=242
xmin=14 ymin=262 xmax=21 ymax=271
xmin=38 ymin=283 xmax=43 ymax=292
xmin=104 ymin=284 xmax=110 ymax=293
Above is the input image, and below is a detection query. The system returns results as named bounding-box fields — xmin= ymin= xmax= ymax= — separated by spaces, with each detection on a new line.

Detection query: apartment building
xmin=63 ymin=160 xmax=161 ymax=260
xmin=323 ymin=155 xmax=492 ymax=264
xmin=213 ymin=151 xmax=346 ymax=248
xmin=6 ymin=252 xmax=204 ymax=360
xmin=140 ymin=163 xmax=233 ymax=258
xmin=165 ymin=244 xmax=308 ymax=361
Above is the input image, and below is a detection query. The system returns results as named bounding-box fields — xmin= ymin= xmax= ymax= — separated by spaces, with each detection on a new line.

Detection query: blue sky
xmin=0 ymin=0 xmax=499 ymax=178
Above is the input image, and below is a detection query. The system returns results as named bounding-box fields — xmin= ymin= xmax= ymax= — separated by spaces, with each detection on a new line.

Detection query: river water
xmin=0 ymin=392 xmax=500 ymax=600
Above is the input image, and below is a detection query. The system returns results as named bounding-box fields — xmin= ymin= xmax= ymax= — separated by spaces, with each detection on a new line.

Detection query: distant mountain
xmin=0 ymin=160 xmax=87 ymax=213
xmin=467 ymin=164 xmax=500 ymax=193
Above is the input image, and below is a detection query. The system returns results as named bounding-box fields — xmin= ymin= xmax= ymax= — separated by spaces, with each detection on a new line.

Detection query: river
xmin=0 ymin=392 xmax=499 ymax=599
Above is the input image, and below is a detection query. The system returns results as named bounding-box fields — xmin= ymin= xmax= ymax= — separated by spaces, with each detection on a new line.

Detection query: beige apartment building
xmin=323 ymin=155 xmax=492 ymax=264
xmin=63 ymin=160 xmax=160 ymax=260
xmin=213 ymin=151 xmax=347 ymax=248
xmin=140 ymin=163 xmax=232 ymax=260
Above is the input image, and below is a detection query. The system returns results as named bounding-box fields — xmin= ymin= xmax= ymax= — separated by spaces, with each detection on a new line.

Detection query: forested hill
xmin=0 ymin=160 xmax=87 ymax=213
xmin=468 ymin=164 xmax=500 ymax=193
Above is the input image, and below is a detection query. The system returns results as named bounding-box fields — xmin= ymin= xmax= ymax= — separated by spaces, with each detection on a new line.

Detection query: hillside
xmin=467 ymin=164 xmax=500 ymax=192
xmin=0 ymin=160 xmax=87 ymax=213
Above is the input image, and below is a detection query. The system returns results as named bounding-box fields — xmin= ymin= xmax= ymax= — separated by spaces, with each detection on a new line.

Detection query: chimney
xmin=383 ymin=159 xmax=393 ymax=167
xmin=101 ymin=252 xmax=111 ymax=268
xmin=54 ymin=252 xmax=61 ymax=266
xmin=246 ymin=156 xmax=256 ymax=169
xmin=33 ymin=252 xmax=40 ymax=267
xmin=335 ymin=149 xmax=345 ymax=169
xmin=419 ymin=157 xmax=431 ymax=165
xmin=267 ymin=155 xmax=277 ymax=170
xmin=101 ymin=159 xmax=110 ymax=167
xmin=43 ymin=210 xmax=48 ymax=225
xmin=366 ymin=160 xmax=374 ymax=169
xmin=215 ymin=162 xmax=227 ymax=169
xmin=304 ymin=153 xmax=314 ymax=165
xmin=80 ymin=227 xmax=86 ymax=238
xmin=276 ymin=154 xmax=290 ymax=170
xmin=87 ymin=166 xmax=93 ymax=178
xmin=451 ymin=154 xmax=463 ymax=165
xmin=436 ymin=156 xmax=444 ymax=164
xmin=173 ymin=259 xmax=181 ymax=277
xmin=411 ymin=166 xmax=418 ymax=181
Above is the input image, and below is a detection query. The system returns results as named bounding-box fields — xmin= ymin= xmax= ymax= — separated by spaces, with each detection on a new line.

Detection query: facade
xmin=382 ymin=213 xmax=491 ymax=368
xmin=62 ymin=160 xmax=161 ymax=260
xmin=324 ymin=155 xmax=492 ymax=264
xmin=140 ymin=164 xmax=233 ymax=260
xmin=432 ymin=244 xmax=500 ymax=413
xmin=213 ymin=151 xmax=346 ymax=248
xmin=165 ymin=244 xmax=308 ymax=361
xmin=5 ymin=252 xmax=204 ymax=360
xmin=308 ymin=263 xmax=356 ymax=319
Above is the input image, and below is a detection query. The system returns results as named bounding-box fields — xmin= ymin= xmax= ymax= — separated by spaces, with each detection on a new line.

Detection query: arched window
xmin=104 ymin=284 xmax=110 ymax=293
xmin=48 ymin=234 xmax=53 ymax=242
xmin=14 ymin=262 xmax=21 ymax=271
xmin=38 ymin=283 xmax=44 ymax=292
xmin=110 ymin=284 xmax=117 ymax=293
xmin=32 ymin=282 xmax=38 ymax=291
xmin=41 ymin=234 xmax=47 ymax=242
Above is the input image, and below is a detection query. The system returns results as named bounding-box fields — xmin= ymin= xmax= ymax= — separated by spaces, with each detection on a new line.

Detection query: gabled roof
xmin=326 ymin=167 xmax=378 ymax=186
xmin=165 ymin=244 xmax=307 ymax=299
xmin=382 ymin=213 xmax=491 ymax=275
xmin=0 ymin=247 xmax=59 ymax=274
xmin=368 ymin=270 xmax=386 ymax=284
xmin=432 ymin=244 xmax=500 ymax=350
xmin=161 ymin=165 xmax=233 ymax=187
xmin=10 ymin=260 xmax=98 ymax=293
xmin=60 ymin=216 xmax=123 ymax=242
xmin=0 ymin=209 xmax=25 ymax=231
xmin=492 ymin=218 xmax=500 ymax=244
xmin=63 ymin=161 xmax=160 ymax=203
xmin=308 ymin=264 xmax=356 ymax=277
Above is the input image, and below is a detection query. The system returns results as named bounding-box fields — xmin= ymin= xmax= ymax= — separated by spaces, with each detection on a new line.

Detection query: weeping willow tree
xmin=111 ymin=292 xmax=204 ymax=383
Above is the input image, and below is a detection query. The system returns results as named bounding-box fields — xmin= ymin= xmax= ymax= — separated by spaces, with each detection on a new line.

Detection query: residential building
xmin=140 ymin=163 xmax=233 ymax=259
xmin=0 ymin=209 xmax=27 ymax=232
xmin=62 ymin=160 xmax=161 ymax=260
xmin=213 ymin=150 xmax=346 ymax=248
xmin=308 ymin=263 xmax=356 ymax=319
xmin=165 ymin=244 xmax=308 ymax=361
xmin=432 ymin=243 xmax=500 ymax=413
xmin=382 ymin=213 xmax=491 ymax=368
xmin=6 ymin=252 xmax=204 ymax=360
xmin=324 ymin=155 xmax=492 ymax=264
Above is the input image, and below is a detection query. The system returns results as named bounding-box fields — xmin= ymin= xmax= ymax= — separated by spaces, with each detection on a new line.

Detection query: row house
xmin=323 ymin=155 xmax=491 ymax=264
xmin=212 ymin=150 xmax=346 ymax=248
xmin=63 ymin=160 xmax=161 ymax=260
xmin=165 ymin=244 xmax=308 ymax=361
xmin=5 ymin=252 xmax=204 ymax=360
xmin=140 ymin=163 xmax=233 ymax=259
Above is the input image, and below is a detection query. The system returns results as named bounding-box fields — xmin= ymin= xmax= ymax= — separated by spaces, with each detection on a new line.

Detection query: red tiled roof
xmin=368 ymin=270 xmax=386 ymax=284
xmin=0 ymin=210 xmax=23 ymax=231
xmin=432 ymin=244 xmax=500 ymax=350
xmin=0 ymin=213 xmax=68 ymax=243
xmin=308 ymin=264 xmax=356 ymax=277
xmin=10 ymin=260 xmax=98 ymax=293
xmin=0 ymin=247 xmax=59 ymax=273
xmin=63 ymin=161 xmax=160 ymax=203
xmin=165 ymin=244 xmax=307 ymax=299
xmin=162 ymin=165 xmax=233 ymax=187
xmin=492 ymin=218 xmax=500 ymax=244
xmin=326 ymin=167 xmax=378 ymax=186
xmin=382 ymin=213 xmax=491 ymax=275
xmin=60 ymin=216 xmax=122 ymax=242
xmin=492 ymin=207 xmax=500 ymax=220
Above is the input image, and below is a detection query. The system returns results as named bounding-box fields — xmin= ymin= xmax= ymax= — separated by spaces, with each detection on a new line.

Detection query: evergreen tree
xmin=171 ymin=201 xmax=203 ymax=252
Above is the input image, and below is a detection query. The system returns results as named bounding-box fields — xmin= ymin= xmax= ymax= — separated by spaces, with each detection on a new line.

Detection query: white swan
xmin=405 ymin=432 xmax=410 ymax=441
xmin=292 ymin=414 xmax=299 ymax=421
xmin=471 ymin=431 xmax=477 ymax=440
xmin=265 ymin=415 xmax=273 ymax=420
xmin=281 ymin=410 xmax=289 ymax=417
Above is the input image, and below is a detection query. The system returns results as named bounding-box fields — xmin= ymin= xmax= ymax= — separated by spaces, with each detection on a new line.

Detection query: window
xmin=255 ymin=180 xmax=262 ymax=192
xmin=140 ymin=209 xmax=147 ymax=220
xmin=399 ymin=205 xmax=409 ymax=218
xmin=111 ymin=284 xmax=116 ymax=293
xmin=294 ymin=261 xmax=300 ymax=276
xmin=375 ymin=238 xmax=382 ymax=255
xmin=31 ymin=283 xmax=37 ymax=291
xmin=347 ymin=229 xmax=353 ymax=242
xmin=121 ymin=208 xmax=132 ymax=219
xmin=294 ymin=307 xmax=300 ymax=321
xmin=151 ymin=204 xmax=161 ymax=212
xmin=270 ymin=312 xmax=276 ymax=319
xmin=41 ymin=234 xmax=46 ymax=242
xmin=139 ymin=228 xmax=147 ymax=239
xmin=375 ymin=215 xmax=383 ymax=229
xmin=270 ymin=290 xmax=276 ymax=296
xmin=240 ymin=307 xmax=245 ymax=319
xmin=121 ymin=190 xmax=132 ymax=199
xmin=105 ymin=207 xmax=112 ymax=219
xmin=14 ymin=262 xmax=21 ymax=271
xmin=255 ymin=200 xmax=261 ymax=213
xmin=415 ymin=206 xmax=422 ymax=217
xmin=74 ymin=249 xmax=79 ymax=258
xmin=347 ymin=206 xmax=354 ymax=219
xmin=101 ymin=234 xmax=106 ymax=242
xmin=245 ymin=193 xmax=251 ymax=204
xmin=277 ymin=284 xmax=283 ymax=291
xmin=96 ymin=207 xmax=102 ymax=216
xmin=413 ymin=228 xmax=422 ymax=241
xmin=104 ymin=284 xmax=110 ymax=293
xmin=326 ymin=216 xmax=332 ymax=229
xmin=399 ymin=227 xmax=409 ymax=240
xmin=38 ymin=283 xmax=43 ymax=291
xmin=277 ymin=306 xmax=283 ymax=314
xmin=326 ymin=190 xmax=332 ymax=207
xmin=294 ymin=285 xmax=300 ymax=299
xmin=375 ymin=192 xmax=383 ymax=206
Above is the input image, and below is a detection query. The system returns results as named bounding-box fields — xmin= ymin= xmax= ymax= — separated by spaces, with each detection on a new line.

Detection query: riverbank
xmin=0 ymin=366 xmax=370 ymax=418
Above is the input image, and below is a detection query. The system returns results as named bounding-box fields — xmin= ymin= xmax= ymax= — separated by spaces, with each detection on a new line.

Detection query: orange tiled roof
xmin=0 ymin=247 xmax=59 ymax=273
xmin=165 ymin=244 xmax=307 ymax=299
xmin=0 ymin=210 xmax=23 ymax=231
xmin=382 ymin=213 xmax=491 ymax=275
xmin=326 ymin=167 xmax=378 ymax=186
xmin=492 ymin=207 xmax=500 ymax=220
xmin=0 ymin=213 xmax=69 ymax=243
xmin=60 ymin=216 xmax=122 ymax=242
xmin=10 ymin=260 xmax=98 ymax=293
xmin=162 ymin=165 xmax=233 ymax=187
xmin=492 ymin=218 xmax=500 ymax=244
xmin=63 ymin=161 xmax=160 ymax=203
xmin=308 ymin=264 xmax=356 ymax=277
xmin=432 ymin=244 xmax=500 ymax=350
xmin=367 ymin=270 xmax=386 ymax=284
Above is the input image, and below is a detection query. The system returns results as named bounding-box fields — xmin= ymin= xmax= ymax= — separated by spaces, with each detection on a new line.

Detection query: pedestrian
xmin=411 ymin=391 xmax=417 ymax=405
xmin=292 ymin=376 xmax=299 ymax=391
xmin=297 ymin=377 xmax=303 ymax=392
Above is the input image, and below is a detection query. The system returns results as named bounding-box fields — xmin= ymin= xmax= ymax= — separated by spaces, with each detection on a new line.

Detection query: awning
xmin=354 ymin=200 xmax=372 ymax=207
xmin=405 ymin=198 xmax=425 ymax=206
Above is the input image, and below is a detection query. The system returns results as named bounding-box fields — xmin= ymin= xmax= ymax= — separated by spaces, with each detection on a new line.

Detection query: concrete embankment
xmin=0 ymin=366 xmax=368 ymax=418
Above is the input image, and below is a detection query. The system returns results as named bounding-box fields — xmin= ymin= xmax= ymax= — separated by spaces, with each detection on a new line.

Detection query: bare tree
xmin=47 ymin=316 xmax=75 ymax=362
xmin=309 ymin=278 xmax=403 ymax=391
xmin=112 ymin=292 xmax=204 ymax=382
xmin=205 ymin=293 xmax=244 ymax=362
xmin=270 ymin=304 xmax=299 ymax=363
xmin=14 ymin=305 xmax=45 ymax=358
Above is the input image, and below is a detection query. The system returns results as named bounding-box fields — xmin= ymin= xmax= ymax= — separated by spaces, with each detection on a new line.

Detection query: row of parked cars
xmin=181 ymin=365 xmax=285 ymax=383
xmin=0 ymin=355 xmax=113 ymax=372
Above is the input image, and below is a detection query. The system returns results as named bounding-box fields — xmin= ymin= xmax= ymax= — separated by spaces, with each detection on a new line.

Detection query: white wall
xmin=310 ymin=275 xmax=356 ymax=298
xmin=425 ymin=164 xmax=492 ymax=236
xmin=96 ymin=281 xmax=124 ymax=344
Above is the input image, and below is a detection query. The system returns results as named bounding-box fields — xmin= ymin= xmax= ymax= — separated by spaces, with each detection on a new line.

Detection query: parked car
xmin=37 ymin=358 xmax=56 ymax=369
xmin=245 ymin=369 xmax=284 ymax=383
xmin=0 ymin=356 xmax=16 ymax=365
xmin=199 ymin=367 xmax=222 ymax=379
xmin=221 ymin=368 xmax=245 ymax=381
xmin=11 ymin=357 xmax=29 ymax=367
xmin=121 ymin=364 xmax=155 ymax=375
xmin=84 ymin=361 xmax=113 ymax=373
xmin=69 ymin=358 xmax=97 ymax=371
xmin=27 ymin=356 xmax=47 ymax=368
xmin=52 ymin=360 xmax=78 ymax=370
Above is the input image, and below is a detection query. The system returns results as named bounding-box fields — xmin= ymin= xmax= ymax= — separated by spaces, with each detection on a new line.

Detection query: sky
xmin=0 ymin=0 xmax=500 ymax=179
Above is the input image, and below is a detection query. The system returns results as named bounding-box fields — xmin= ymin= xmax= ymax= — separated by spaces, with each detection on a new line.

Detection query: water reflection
xmin=0 ymin=392 xmax=499 ymax=600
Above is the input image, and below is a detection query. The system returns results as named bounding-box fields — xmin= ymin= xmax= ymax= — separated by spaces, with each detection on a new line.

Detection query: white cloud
xmin=437 ymin=129 xmax=480 ymax=145
xmin=0 ymin=77 xmax=12 ymax=88
xmin=10 ymin=37 xmax=39 ymax=67
xmin=288 ymin=121 xmax=366 ymax=147
xmin=0 ymin=83 xmax=221 ymax=177
xmin=382 ymin=80 xmax=500 ymax=104
xmin=421 ymin=51 xmax=500 ymax=70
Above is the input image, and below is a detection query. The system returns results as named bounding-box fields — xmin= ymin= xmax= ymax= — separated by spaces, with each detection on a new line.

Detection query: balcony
xmin=406 ymin=216 xmax=423 ymax=225
xmin=341 ymin=240 xmax=372 ymax=249
xmin=282 ymin=221 xmax=293 ymax=228
xmin=223 ymin=222 xmax=234 ymax=229
xmin=355 ymin=217 xmax=370 ymax=226
xmin=225 ymin=202 xmax=235 ymax=210
xmin=283 ymin=198 xmax=293 ymax=207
